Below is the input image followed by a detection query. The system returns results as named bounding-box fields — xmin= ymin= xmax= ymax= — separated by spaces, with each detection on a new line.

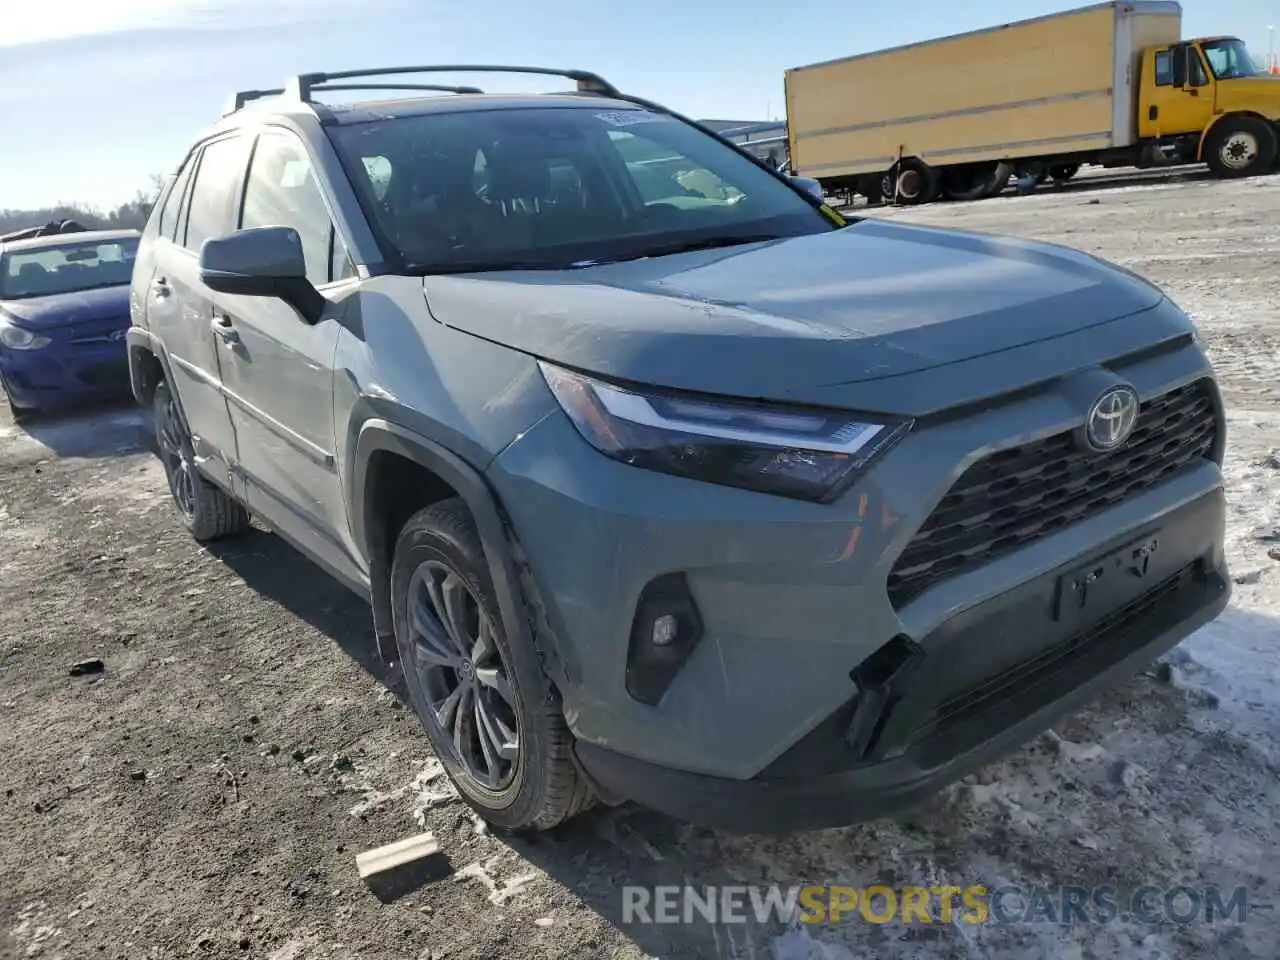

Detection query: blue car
xmin=0 ymin=228 xmax=141 ymax=419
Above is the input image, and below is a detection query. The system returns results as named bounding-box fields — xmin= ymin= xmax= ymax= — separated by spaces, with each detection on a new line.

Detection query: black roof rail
xmin=223 ymin=87 xmax=286 ymax=115
xmin=285 ymin=64 xmax=620 ymax=102
xmin=0 ymin=219 xmax=90 ymax=243
xmin=310 ymin=82 xmax=484 ymax=96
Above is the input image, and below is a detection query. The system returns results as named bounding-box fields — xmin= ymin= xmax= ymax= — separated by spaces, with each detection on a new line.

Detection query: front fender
xmin=1196 ymin=110 xmax=1278 ymax=160
xmin=349 ymin=418 xmax=572 ymax=688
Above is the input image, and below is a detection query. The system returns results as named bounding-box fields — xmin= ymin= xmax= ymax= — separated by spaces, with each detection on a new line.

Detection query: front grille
xmin=78 ymin=358 xmax=130 ymax=389
xmin=68 ymin=319 xmax=129 ymax=346
xmin=887 ymin=380 xmax=1218 ymax=607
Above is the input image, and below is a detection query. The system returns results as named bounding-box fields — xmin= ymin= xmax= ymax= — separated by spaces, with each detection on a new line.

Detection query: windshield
xmin=0 ymin=236 xmax=139 ymax=300
xmin=1200 ymin=39 xmax=1265 ymax=80
xmin=329 ymin=106 xmax=835 ymax=273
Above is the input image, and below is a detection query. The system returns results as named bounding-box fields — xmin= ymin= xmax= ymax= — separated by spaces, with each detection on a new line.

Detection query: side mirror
xmin=790 ymin=175 xmax=824 ymax=202
xmin=1171 ymin=44 xmax=1187 ymax=87
xmin=199 ymin=226 xmax=326 ymax=324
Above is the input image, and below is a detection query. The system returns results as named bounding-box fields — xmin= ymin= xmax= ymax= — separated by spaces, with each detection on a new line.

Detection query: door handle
xmin=151 ymin=277 xmax=171 ymax=299
xmin=211 ymin=313 xmax=240 ymax=346
xmin=1149 ymin=105 xmax=1158 ymax=121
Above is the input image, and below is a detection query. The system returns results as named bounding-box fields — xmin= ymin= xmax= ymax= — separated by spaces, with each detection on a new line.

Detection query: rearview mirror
xmin=199 ymin=226 xmax=326 ymax=324
xmin=790 ymin=175 xmax=824 ymax=202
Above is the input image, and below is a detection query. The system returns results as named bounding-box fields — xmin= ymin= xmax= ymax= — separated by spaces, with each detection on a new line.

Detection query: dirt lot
xmin=3 ymin=170 xmax=1279 ymax=960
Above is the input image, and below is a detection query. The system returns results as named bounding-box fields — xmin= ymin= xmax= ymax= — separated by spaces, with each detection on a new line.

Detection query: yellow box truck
xmin=785 ymin=1 xmax=1280 ymax=204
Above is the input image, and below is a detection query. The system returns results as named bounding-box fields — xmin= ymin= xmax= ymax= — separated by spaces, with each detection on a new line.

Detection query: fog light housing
xmin=625 ymin=573 xmax=703 ymax=706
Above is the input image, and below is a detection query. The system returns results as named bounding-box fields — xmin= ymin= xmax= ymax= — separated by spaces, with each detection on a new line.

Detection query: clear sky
xmin=1 ymin=0 xmax=1274 ymax=209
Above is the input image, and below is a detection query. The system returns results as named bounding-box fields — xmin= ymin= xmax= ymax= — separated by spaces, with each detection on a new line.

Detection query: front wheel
xmin=0 ymin=372 xmax=37 ymax=423
xmin=391 ymin=498 xmax=595 ymax=831
xmin=153 ymin=380 xmax=250 ymax=541
xmin=1204 ymin=117 xmax=1278 ymax=178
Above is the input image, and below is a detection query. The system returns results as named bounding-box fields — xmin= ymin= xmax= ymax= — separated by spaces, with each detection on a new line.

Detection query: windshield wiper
xmin=580 ymin=234 xmax=784 ymax=266
xmin=410 ymin=258 xmax=572 ymax=275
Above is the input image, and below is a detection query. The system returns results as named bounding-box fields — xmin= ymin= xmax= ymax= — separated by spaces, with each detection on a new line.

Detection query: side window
xmin=241 ymin=131 xmax=347 ymax=287
xmin=157 ymin=156 xmax=196 ymax=240
xmin=1154 ymin=51 xmax=1173 ymax=86
xmin=185 ymin=136 xmax=249 ymax=251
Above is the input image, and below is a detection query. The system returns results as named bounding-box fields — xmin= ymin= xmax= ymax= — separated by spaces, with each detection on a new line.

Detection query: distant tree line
xmin=0 ymin=174 xmax=167 ymax=236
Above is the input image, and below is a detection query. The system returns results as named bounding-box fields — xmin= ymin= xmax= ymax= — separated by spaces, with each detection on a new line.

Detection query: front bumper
xmin=489 ymin=333 xmax=1226 ymax=780
xmin=573 ymin=488 xmax=1229 ymax=833
xmin=0 ymin=341 xmax=131 ymax=410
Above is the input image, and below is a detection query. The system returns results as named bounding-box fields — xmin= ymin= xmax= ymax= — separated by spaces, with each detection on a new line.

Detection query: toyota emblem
xmin=1084 ymin=385 xmax=1140 ymax=452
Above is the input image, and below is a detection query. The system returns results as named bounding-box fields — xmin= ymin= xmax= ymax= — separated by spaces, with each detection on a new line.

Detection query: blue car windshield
xmin=0 ymin=237 xmax=139 ymax=300
xmin=329 ymin=105 xmax=837 ymax=273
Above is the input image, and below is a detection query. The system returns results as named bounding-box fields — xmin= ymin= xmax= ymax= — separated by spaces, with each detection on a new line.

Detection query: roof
xmin=321 ymin=92 xmax=638 ymax=125
xmin=215 ymin=91 xmax=648 ymax=132
xmin=0 ymin=229 xmax=141 ymax=252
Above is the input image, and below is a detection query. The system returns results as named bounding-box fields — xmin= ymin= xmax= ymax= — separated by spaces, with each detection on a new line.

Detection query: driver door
xmin=1142 ymin=45 xmax=1214 ymax=138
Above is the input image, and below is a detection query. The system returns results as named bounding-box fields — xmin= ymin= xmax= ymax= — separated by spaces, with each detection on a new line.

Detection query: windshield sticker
xmin=595 ymin=110 xmax=670 ymax=127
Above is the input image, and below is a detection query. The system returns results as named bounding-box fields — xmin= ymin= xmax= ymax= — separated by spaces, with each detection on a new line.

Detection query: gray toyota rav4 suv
xmin=127 ymin=65 xmax=1230 ymax=834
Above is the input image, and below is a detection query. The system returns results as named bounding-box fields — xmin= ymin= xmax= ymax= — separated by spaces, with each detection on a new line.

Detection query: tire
xmin=1204 ymin=117 xmax=1278 ymax=178
xmin=941 ymin=162 xmax=1004 ymax=201
xmin=891 ymin=159 xmax=939 ymax=205
xmin=0 ymin=373 xmax=37 ymax=423
xmin=153 ymin=380 xmax=250 ymax=541
xmin=391 ymin=498 xmax=595 ymax=831
xmin=980 ymin=162 xmax=1015 ymax=199
xmin=1049 ymin=163 xmax=1080 ymax=183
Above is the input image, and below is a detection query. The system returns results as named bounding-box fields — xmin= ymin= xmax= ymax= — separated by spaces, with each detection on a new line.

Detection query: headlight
xmin=0 ymin=318 xmax=51 ymax=350
xmin=539 ymin=361 xmax=912 ymax=503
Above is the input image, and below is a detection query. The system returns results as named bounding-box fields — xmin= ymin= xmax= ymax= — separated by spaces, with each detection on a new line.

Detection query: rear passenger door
xmin=143 ymin=134 xmax=251 ymax=491
xmin=212 ymin=128 xmax=359 ymax=581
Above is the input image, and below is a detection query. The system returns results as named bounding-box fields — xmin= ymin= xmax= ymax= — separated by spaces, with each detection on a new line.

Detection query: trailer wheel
xmin=941 ymin=162 xmax=1008 ymax=201
xmin=1049 ymin=163 xmax=1080 ymax=183
xmin=1204 ymin=117 xmax=1277 ymax=178
xmin=891 ymin=159 xmax=938 ymax=205
xmin=982 ymin=162 xmax=1015 ymax=198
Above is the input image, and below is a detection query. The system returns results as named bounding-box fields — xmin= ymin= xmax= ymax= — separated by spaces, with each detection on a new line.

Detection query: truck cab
xmin=1139 ymin=36 xmax=1280 ymax=176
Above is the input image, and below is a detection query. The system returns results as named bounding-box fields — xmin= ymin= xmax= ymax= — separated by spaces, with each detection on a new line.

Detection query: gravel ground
xmin=3 ymin=169 xmax=1278 ymax=960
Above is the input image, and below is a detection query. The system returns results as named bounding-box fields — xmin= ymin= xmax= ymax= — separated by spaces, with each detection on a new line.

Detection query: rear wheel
xmin=1204 ymin=117 xmax=1277 ymax=178
xmin=891 ymin=159 xmax=938 ymax=205
xmin=153 ymin=380 xmax=250 ymax=541
xmin=391 ymin=499 xmax=595 ymax=831
xmin=940 ymin=161 xmax=1006 ymax=201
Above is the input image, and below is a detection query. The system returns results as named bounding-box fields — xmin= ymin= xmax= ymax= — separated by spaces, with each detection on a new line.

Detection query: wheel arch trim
xmin=1197 ymin=111 xmax=1277 ymax=163
xmin=351 ymin=418 xmax=571 ymax=687
xmin=125 ymin=326 xmax=174 ymax=407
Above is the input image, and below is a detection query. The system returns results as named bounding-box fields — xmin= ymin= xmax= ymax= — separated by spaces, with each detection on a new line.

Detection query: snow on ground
xmin=2 ymin=169 xmax=1278 ymax=960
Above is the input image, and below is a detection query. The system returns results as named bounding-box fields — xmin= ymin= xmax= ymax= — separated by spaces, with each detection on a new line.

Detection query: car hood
xmin=0 ymin=284 xmax=131 ymax=330
xmin=422 ymin=218 xmax=1166 ymax=406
